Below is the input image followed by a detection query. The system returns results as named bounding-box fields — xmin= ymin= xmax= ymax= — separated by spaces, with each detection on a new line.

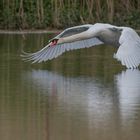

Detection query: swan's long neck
xmin=58 ymin=31 xmax=94 ymax=44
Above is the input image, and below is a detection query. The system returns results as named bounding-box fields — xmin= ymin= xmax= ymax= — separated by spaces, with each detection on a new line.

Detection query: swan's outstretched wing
xmin=21 ymin=24 xmax=103 ymax=63
xmin=114 ymin=27 xmax=140 ymax=68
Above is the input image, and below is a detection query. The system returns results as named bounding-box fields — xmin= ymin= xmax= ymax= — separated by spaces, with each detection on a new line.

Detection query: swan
xmin=21 ymin=23 xmax=140 ymax=69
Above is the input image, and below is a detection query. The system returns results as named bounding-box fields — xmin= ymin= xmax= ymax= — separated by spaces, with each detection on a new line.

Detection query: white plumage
xmin=21 ymin=23 xmax=140 ymax=69
xmin=114 ymin=27 xmax=140 ymax=68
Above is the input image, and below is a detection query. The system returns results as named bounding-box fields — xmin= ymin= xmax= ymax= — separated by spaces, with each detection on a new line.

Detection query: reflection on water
xmin=23 ymin=69 xmax=140 ymax=140
xmin=116 ymin=70 xmax=140 ymax=128
xmin=0 ymin=34 xmax=140 ymax=140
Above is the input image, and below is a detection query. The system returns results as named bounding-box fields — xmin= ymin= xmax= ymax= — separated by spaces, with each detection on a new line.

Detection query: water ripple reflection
xmin=115 ymin=69 xmax=140 ymax=126
xmin=22 ymin=69 xmax=140 ymax=140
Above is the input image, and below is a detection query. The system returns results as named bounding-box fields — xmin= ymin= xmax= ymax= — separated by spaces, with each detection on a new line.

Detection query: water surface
xmin=0 ymin=33 xmax=140 ymax=140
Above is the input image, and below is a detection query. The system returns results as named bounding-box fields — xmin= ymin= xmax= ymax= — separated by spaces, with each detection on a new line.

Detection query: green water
xmin=0 ymin=33 xmax=140 ymax=140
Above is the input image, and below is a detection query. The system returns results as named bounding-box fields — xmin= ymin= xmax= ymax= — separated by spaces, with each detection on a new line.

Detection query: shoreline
xmin=0 ymin=29 xmax=62 ymax=34
xmin=0 ymin=29 xmax=140 ymax=34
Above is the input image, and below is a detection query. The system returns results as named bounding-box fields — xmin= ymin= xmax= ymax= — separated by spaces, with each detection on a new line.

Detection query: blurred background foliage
xmin=0 ymin=0 xmax=140 ymax=30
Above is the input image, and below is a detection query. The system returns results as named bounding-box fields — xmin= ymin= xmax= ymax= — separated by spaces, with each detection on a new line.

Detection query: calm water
xmin=0 ymin=33 xmax=140 ymax=140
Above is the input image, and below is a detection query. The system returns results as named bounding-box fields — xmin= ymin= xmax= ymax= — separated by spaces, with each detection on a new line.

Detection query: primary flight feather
xmin=21 ymin=23 xmax=140 ymax=69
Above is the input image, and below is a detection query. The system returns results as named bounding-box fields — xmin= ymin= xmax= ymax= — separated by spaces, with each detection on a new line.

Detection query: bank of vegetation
xmin=0 ymin=0 xmax=140 ymax=30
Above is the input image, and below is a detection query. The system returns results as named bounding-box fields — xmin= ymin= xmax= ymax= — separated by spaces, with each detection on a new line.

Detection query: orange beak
xmin=50 ymin=40 xmax=58 ymax=46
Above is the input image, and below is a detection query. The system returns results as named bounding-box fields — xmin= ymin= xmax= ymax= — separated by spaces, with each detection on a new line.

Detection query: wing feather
xmin=21 ymin=37 xmax=103 ymax=63
xmin=114 ymin=27 xmax=140 ymax=68
xmin=56 ymin=24 xmax=92 ymax=38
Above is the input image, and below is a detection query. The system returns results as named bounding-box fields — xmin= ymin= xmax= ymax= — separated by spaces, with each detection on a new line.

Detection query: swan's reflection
xmin=24 ymin=70 xmax=115 ymax=128
xmin=23 ymin=69 xmax=140 ymax=131
xmin=115 ymin=69 xmax=140 ymax=126
xmin=24 ymin=70 xmax=112 ymax=111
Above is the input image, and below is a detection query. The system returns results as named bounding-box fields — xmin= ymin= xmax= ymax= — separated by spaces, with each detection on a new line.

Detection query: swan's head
xmin=49 ymin=37 xmax=67 ymax=46
xmin=49 ymin=38 xmax=59 ymax=46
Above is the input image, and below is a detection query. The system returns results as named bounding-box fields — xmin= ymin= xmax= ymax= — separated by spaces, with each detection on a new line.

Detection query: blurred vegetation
xmin=0 ymin=0 xmax=140 ymax=30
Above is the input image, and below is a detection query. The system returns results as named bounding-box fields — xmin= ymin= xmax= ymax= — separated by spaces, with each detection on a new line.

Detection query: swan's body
xmin=21 ymin=23 xmax=140 ymax=69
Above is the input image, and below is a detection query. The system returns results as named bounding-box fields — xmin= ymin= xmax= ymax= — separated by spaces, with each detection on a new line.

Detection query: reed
xmin=0 ymin=0 xmax=140 ymax=29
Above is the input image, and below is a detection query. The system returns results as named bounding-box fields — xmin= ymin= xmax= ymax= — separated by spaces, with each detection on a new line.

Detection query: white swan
xmin=21 ymin=23 xmax=140 ymax=69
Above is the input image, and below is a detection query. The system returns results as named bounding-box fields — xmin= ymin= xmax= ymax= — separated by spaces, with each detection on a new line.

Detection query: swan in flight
xmin=21 ymin=23 xmax=140 ymax=69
